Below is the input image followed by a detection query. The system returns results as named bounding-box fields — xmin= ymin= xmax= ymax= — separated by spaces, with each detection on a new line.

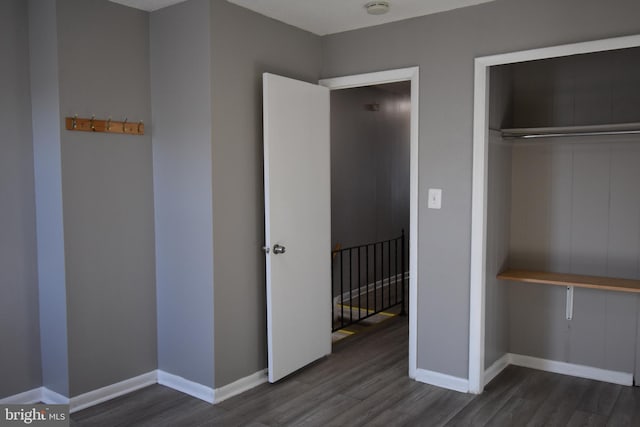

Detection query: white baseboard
xmin=157 ymin=370 xmax=214 ymax=404
xmin=69 ymin=371 xmax=156 ymax=413
xmin=0 ymin=388 xmax=43 ymax=404
xmin=1 ymin=387 xmax=69 ymax=406
xmin=484 ymin=353 xmax=510 ymax=386
xmin=335 ymin=272 xmax=409 ymax=304
xmin=42 ymin=387 xmax=70 ymax=405
xmin=414 ymin=368 xmax=469 ymax=393
xmin=509 ymin=353 xmax=634 ymax=386
xmin=1 ymin=368 xmax=267 ymax=412
xmin=214 ymin=369 xmax=268 ymax=403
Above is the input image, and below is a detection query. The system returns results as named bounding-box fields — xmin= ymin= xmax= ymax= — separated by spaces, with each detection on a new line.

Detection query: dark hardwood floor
xmin=71 ymin=316 xmax=640 ymax=426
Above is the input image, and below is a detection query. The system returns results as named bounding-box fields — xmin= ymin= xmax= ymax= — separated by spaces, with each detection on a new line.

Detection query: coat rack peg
xmin=64 ymin=115 xmax=144 ymax=136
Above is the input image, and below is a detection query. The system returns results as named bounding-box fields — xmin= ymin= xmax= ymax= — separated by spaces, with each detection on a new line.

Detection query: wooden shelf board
xmin=497 ymin=269 xmax=640 ymax=294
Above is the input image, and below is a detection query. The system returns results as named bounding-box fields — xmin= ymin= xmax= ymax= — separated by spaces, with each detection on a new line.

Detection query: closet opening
xmin=319 ymin=66 xmax=419 ymax=378
xmin=470 ymin=35 xmax=640 ymax=394
xmin=329 ymin=81 xmax=411 ymax=344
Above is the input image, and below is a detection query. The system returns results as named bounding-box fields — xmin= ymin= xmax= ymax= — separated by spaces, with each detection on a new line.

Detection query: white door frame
xmin=469 ymin=34 xmax=640 ymax=394
xmin=320 ymin=67 xmax=420 ymax=378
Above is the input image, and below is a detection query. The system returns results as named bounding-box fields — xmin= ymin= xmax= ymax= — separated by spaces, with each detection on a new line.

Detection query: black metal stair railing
xmin=331 ymin=230 xmax=407 ymax=332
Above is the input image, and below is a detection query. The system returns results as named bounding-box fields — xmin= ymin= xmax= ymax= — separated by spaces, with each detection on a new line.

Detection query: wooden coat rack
xmin=65 ymin=116 xmax=145 ymax=136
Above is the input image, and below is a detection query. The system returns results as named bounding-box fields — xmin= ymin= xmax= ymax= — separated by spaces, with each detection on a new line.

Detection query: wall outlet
xmin=428 ymin=188 xmax=442 ymax=209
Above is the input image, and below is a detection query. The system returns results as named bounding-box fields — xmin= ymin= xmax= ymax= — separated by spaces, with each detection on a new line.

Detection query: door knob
xmin=273 ymin=244 xmax=286 ymax=254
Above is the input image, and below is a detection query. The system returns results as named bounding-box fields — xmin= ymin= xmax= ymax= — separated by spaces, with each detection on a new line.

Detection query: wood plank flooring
xmin=71 ymin=316 xmax=640 ymax=426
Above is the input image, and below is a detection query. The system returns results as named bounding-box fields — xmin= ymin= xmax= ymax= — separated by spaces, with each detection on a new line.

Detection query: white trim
xmin=157 ymin=370 xmax=214 ymax=404
xmin=320 ymin=66 xmax=420 ymax=379
xmin=0 ymin=387 xmax=70 ymax=406
xmin=469 ymin=33 xmax=640 ymax=396
xmin=509 ymin=354 xmax=634 ymax=386
xmin=214 ymin=369 xmax=268 ymax=403
xmin=319 ymin=67 xmax=418 ymax=90
xmin=2 ymin=369 xmax=269 ymax=413
xmin=0 ymin=388 xmax=43 ymax=405
xmin=475 ymin=34 xmax=640 ymax=68
xmin=469 ymin=60 xmax=489 ymax=395
xmin=482 ymin=353 xmax=634 ymax=387
xmin=408 ymin=69 xmax=419 ymax=380
xmin=414 ymin=368 xmax=469 ymax=393
xmin=42 ymin=388 xmax=69 ymax=405
xmin=483 ymin=354 xmax=510 ymax=386
xmin=69 ymin=371 xmax=156 ymax=413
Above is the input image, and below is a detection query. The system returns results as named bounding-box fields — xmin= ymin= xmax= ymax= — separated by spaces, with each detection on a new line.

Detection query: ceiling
xmin=110 ymin=0 xmax=188 ymax=12
xmin=110 ymin=0 xmax=496 ymax=35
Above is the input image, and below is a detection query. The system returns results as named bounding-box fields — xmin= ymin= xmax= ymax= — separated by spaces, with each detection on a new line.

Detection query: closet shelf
xmin=501 ymin=122 xmax=640 ymax=139
xmin=497 ymin=269 xmax=640 ymax=294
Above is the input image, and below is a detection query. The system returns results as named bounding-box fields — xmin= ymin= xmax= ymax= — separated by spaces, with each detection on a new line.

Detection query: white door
xmin=263 ymin=73 xmax=331 ymax=383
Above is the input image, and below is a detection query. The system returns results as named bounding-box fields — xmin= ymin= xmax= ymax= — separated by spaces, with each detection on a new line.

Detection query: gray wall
xmin=151 ymin=0 xmax=215 ymax=388
xmin=210 ymin=0 xmax=322 ymax=387
xmin=322 ymin=0 xmax=640 ymax=379
xmin=484 ymin=67 xmax=513 ymax=370
xmin=488 ymin=65 xmax=513 ymax=130
xmin=56 ymin=0 xmax=157 ymax=396
xmin=330 ymin=85 xmax=410 ymax=250
xmin=29 ymin=0 xmax=69 ymax=397
xmin=504 ymin=48 xmax=640 ymax=375
xmin=484 ymin=131 xmax=511 ymax=370
xmin=30 ymin=0 xmax=159 ymax=397
xmin=0 ymin=0 xmax=42 ymax=399
xmin=511 ymin=47 xmax=640 ymax=128
xmin=509 ymin=139 xmax=640 ymax=374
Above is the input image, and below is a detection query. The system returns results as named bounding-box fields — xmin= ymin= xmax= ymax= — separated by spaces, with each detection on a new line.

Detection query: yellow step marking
xmin=336 ymin=304 xmax=398 ymax=317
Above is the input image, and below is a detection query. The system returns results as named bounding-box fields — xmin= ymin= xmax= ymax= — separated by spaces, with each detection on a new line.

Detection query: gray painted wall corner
xmin=28 ymin=0 xmax=70 ymax=397
xmin=0 ymin=0 xmax=42 ymax=399
xmin=151 ymin=0 xmax=215 ymax=388
xmin=56 ymin=0 xmax=157 ymax=396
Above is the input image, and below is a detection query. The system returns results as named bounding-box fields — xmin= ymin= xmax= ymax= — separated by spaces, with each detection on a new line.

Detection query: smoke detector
xmin=365 ymin=1 xmax=390 ymax=15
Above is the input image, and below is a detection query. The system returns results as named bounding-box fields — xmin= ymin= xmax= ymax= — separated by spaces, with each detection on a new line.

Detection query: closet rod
xmin=501 ymin=122 xmax=640 ymax=139
xmin=504 ymin=129 xmax=640 ymax=139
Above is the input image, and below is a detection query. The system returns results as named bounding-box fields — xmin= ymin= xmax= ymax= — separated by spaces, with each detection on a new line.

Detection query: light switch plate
xmin=428 ymin=188 xmax=442 ymax=209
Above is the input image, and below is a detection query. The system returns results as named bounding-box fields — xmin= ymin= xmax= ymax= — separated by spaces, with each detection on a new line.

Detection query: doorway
xmin=329 ymin=81 xmax=410 ymax=340
xmin=320 ymin=66 xmax=419 ymax=378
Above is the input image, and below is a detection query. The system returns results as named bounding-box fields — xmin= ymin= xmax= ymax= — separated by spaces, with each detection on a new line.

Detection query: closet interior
xmin=485 ymin=46 xmax=640 ymax=385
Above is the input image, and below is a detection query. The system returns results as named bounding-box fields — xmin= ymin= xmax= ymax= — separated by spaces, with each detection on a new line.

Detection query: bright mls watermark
xmin=0 ymin=405 xmax=68 ymax=427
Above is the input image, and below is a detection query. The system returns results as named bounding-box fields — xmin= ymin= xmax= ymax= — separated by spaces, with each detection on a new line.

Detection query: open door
xmin=263 ymin=73 xmax=331 ymax=383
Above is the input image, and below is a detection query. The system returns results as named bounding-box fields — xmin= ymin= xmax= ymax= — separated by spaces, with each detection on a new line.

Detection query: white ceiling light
xmin=365 ymin=1 xmax=390 ymax=15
